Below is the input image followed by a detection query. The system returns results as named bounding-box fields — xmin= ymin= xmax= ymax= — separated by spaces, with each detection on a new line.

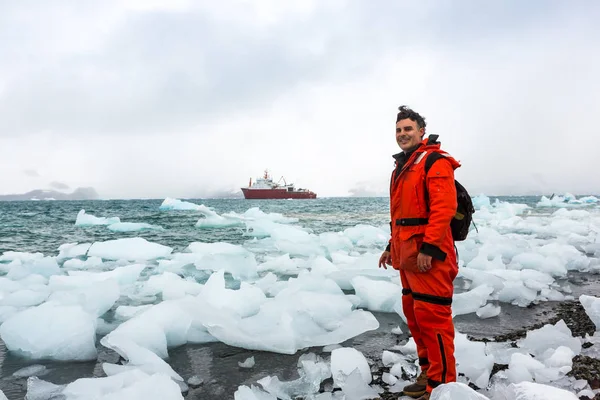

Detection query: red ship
xmin=241 ymin=170 xmax=317 ymax=199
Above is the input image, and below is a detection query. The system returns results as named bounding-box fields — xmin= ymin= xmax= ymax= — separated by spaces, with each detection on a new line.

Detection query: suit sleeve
xmin=420 ymin=158 xmax=457 ymax=261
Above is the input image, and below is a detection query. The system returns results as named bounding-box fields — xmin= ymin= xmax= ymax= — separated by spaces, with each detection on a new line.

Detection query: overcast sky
xmin=1 ymin=0 xmax=598 ymax=198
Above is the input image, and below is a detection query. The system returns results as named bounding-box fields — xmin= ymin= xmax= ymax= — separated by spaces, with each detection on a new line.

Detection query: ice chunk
xmin=203 ymin=270 xmax=266 ymax=318
xmin=206 ymin=300 xmax=378 ymax=355
xmin=48 ymin=279 xmax=120 ymax=316
xmin=476 ymin=303 xmax=501 ymax=319
xmin=506 ymin=352 xmax=545 ymax=383
xmin=107 ymin=222 xmax=164 ymax=232
xmin=103 ymin=300 xmax=192 ymax=359
xmin=139 ymin=272 xmax=203 ymax=301
xmin=63 ymin=256 xmax=104 ymax=269
xmin=239 ymin=356 xmax=256 ymax=368
xmin=51 ymin=264 xmax=145 ymax=289
xmin=0 ymin=251 xmax=44 ymax=263
xmin=323 ymin=344 xmax=342 ymax=352
xmin=57 ymin=243 xmax=92 ymax=260
xmin=338 ymin=368 xmax=380 ymax=400
xmin=319 ymin=232 xmax=354 ymax=253
xmin=580 ymin=294 xmax=600 ymax=330
xmin=160 ymin=197 xmax=202 ymax=211
xmin=497 ymin=281 xmax=538 ymax=307
xmin=235 ymin=385 xmax=277 ymax=400
xmin=509 ymin=381 xmax=579 ymax=399
xmin=309 ymin=256 xmax=339 ymax=275
xmin=472 ymin=194 xmax=492 ymax=210
xmin=63 ymin=369 xmax=184 ymax=399
xmin=542 ymin=346 xmax=574 ymax=368
xmin=518 ymin=320 xmax=581 ymax=357
xmin=509 ymin=253 xmax=566 ymax=277
xmin=430 ymin=382 xmax=490 ymax=399
xmin=195 ymin=205 xmax=244 ymax=228
xmin=25 ymin=377 xmax=65 ymax=400
xmin=382 ymin=372 xmax=398 ymax=385
xmin=0 ymin=306 xmax=18 ymax=323
xmin=391 ymin=326 xmax=403 ymax=334
xmin=188 ymin=242 xmax=258 ymax=280
xmin=75 ymin=209 xmax=120 ymax=226
xmin=7 ymin=256 xmax=60 ymax=279
xmin=258 ymin=254 xmax=305 ymax=275
xmin=0 ymin=289 xmax=49 ymax=307
xmin=327 ymin=252 xmax=397 ymax=290
xmin=350 ymin=276 xmax=401 ymax=313
xmin=0 ymin=303 xmax=97 ymax=361
xmin=13 ymin=364 xmax=48 ymax=378
xmin=455 ymin=332 xmax=495 ymax=388
xmin=0 ymin=277 xmax=22 ymax=293
xmin=100 ymin=336 xmax=183 ymax=381
xmin=88 ymin=238 xmax=172 ymax=261
xmin=453 ymin=285 xmax=494 ymax=316
xmin=342 ymin=225 xmax=389 ymax=247
xmin=225 ymin=207 xmax=298 ymax=224
xmin=257 ymin=355 xmax=331 ymax=399
xmin=382 ymin=350 xmax=404 ymax=367
xmin=187 ymin=375 xmax=204 ymax=387
xmin=330 ymin=348 xmax=372 ymax=388
xmin=115 ymin=305 xmax=152 ymax=320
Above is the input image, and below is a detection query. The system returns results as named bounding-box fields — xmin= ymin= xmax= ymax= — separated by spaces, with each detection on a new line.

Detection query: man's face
xmin=396 ymin=118 xmax=424 ymax=152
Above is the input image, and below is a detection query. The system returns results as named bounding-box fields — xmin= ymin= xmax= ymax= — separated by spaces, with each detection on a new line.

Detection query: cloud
xmin=0 ymin=1 xmax=599 ymax=197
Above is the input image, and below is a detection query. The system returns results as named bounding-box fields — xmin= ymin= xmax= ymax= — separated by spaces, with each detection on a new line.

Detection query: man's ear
xmin=419 ymin=128 xmax=425 ymax=138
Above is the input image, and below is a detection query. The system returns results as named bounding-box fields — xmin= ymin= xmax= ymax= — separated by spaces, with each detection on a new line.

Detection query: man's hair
xmin=396 ymin=105 xmax=426 ymax=130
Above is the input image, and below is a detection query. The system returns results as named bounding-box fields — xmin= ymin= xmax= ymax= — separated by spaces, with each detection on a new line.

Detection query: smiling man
xmin=379 ymin=106 xmax=461 ymax=399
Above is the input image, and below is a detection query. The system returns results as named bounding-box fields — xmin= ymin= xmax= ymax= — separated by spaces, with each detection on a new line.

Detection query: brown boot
xmin=402 ymin=369 xmax=427 ymax=398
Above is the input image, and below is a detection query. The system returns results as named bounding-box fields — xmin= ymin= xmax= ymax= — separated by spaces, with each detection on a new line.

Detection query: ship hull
xmin=241 ymin=188 xmax=317 ymax=199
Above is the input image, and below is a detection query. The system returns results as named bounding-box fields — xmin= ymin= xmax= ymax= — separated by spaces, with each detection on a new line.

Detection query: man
xmin=379 ymin=106 xmax=460 ymax=400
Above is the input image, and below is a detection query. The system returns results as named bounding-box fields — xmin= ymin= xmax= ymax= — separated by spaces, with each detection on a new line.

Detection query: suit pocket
xmin=399 ymin=234 xmax=423 ymax=272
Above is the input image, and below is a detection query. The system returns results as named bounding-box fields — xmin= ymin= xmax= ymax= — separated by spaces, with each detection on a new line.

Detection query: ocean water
xmin=0 ymin=198 xmax=393 ymax=255
xmin=0 ymin=194 xmax=599 ymax=399
xmin=0 ymin=196 xmax=545 ymax=256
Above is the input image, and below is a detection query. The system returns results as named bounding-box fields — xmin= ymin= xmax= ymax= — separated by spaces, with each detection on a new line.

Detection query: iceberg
xmin=88 ymin=238 xmax=172 ymax=261
xmin=75 ymin=209 xmax=120 ymax=226
xmin=107 ymin=222 xmax=164 ymax=232
xmin=159 ymin=197 xmax=202 ymax=211
xmin=0 ymin=303 xmax=97 ymax=361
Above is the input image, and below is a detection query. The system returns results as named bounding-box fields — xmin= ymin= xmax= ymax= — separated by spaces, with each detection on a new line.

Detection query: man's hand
xmin=378 ymin=251 xmax=392 ymax=269
xmin=417 ymin=253 xmax=433 ymax=272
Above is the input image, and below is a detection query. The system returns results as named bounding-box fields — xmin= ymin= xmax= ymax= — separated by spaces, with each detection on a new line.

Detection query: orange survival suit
xmin=388 ymin=136 xmax=460 ymax=393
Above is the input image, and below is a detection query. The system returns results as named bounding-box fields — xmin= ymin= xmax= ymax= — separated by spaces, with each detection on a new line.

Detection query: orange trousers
xmin=400 ymin=258 xmax=458 ymax=393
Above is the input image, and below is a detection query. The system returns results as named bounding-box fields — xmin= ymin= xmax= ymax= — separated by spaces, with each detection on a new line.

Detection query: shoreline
xmin=1 ymin=298 xmax=598 ymax=399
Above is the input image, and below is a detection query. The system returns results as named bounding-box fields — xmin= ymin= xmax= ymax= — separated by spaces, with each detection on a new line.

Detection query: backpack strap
xmin=427 ymin=134 xmax=440 ymax=145
xmin=423 ymin=152 xmax=445 ymax=213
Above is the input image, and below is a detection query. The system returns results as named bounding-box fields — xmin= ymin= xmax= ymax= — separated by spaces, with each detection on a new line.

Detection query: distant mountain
xmin=0 ymin=187 xmax=100 ymax=201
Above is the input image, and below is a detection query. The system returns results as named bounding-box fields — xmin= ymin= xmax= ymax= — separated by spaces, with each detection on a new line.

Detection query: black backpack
xmin=423 ymin=137 xmax=476 ymax=242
